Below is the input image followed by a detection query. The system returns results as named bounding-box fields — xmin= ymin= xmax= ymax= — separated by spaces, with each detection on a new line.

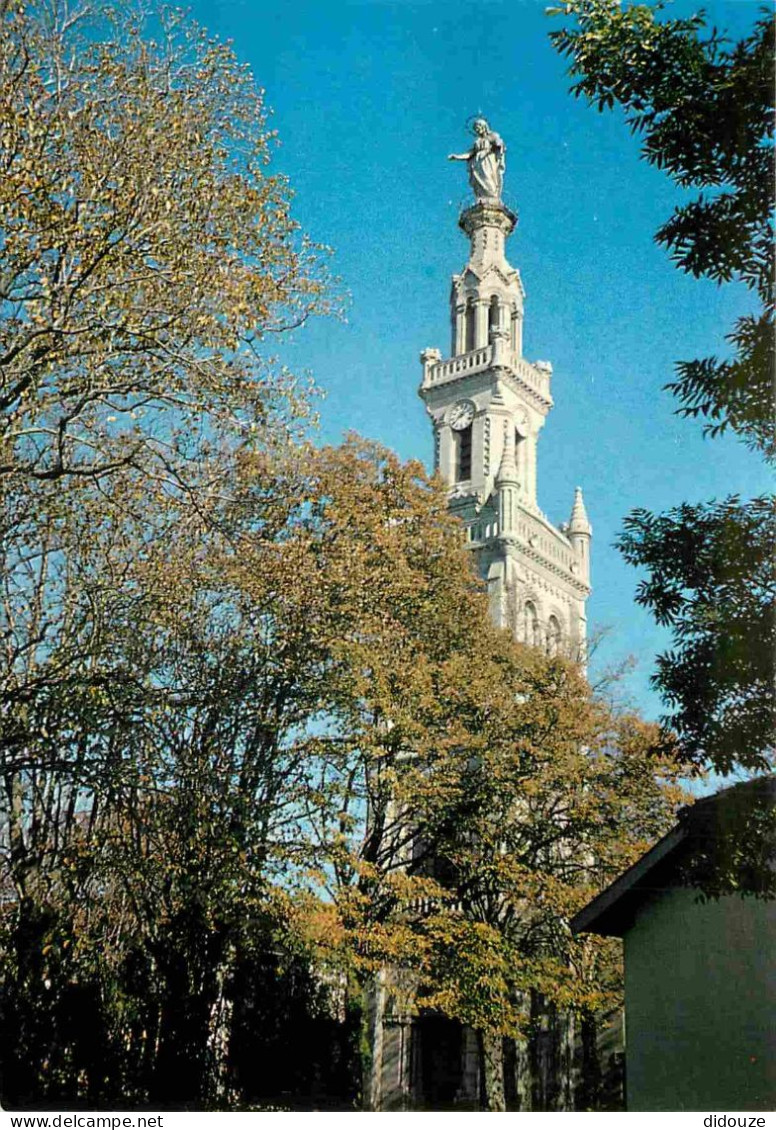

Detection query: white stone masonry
xmin=418 ymin=181 xmax=591 ymax=656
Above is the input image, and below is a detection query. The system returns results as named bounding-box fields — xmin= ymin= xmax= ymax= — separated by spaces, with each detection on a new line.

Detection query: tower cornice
xmin=459 ymin=200 xmax=517 ymax=239
xmin=480 ymin=533 xmax=592 ymax=598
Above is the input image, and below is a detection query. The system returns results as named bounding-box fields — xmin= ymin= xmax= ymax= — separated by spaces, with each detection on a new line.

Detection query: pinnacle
xmin=568 ymin=486 xmax=592 ymax=536
xmin=496 ymin=421 xmax=519 ymax=485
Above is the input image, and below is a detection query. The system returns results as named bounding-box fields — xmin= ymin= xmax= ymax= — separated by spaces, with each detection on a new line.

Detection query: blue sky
xmin=192 ymin=0 xmax=769 ymax=721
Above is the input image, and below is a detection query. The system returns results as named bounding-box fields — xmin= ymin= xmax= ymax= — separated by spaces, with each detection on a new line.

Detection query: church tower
xmin=419 ymin=120 xmax=591 ymax=656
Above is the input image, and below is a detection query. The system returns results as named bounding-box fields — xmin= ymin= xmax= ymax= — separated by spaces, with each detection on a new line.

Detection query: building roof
xmin=571 ymin=774 xmax=776 ymax=938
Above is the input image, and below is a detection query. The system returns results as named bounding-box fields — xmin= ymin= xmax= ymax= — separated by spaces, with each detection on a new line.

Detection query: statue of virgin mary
xmin=448 ymin=118 xmax=506 ymax=203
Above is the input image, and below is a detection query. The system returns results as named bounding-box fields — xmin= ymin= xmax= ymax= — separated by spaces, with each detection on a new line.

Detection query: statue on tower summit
xmin=448 ymin=117 xmax=506 ymax=203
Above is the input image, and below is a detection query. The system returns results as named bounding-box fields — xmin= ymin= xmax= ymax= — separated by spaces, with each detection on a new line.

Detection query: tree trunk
xmin=557 ymin=1009 xmax=575 ymax=1111
xmin=361 ymin=973 xmax=385 ymax=1111
xmin=206 ymin=957 xmax=234 ymax=1106
xmin=579 ymin=1009 xmax=601 ymax=1110
xmin=514 ymin=1026 xmax=533 ymax=1111
xmin=479 ymin=1029 xmax=506 ymax=1112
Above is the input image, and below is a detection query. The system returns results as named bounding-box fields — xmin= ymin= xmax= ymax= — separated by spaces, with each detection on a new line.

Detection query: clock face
xmin=449 ymin=399 xmax=475 ymax=431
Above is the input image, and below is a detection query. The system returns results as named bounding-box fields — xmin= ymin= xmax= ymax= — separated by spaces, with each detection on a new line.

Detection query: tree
xmin=283 ymin=481 xmax=689 ymax=1113
xmin=407 ymin=662 xmax=687 ymax=1111
xmin=0 ymin=0 xmax=334 ymax=1108
xmin=619 ymin=496 xmax=775 ymax=774
xmin=256 ymin=438 xmax=521 ymax=1107
xmin=0 ymin=0 xmax=331 ymax=488
xmin=0 ymin=432 xmax=529 ymax=1107
xmin=550 ymin=0 xmax=775 ymax=773
xmin=0 ymin=0 xmax=333 ymax=885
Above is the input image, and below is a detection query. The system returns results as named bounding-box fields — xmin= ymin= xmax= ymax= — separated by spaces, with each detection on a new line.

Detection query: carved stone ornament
xmin=420 ymin=347 xmax=442 ymax=365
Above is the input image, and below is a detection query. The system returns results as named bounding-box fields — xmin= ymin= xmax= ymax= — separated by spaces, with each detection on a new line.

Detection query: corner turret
xmin=496 ymin=419 xmax=520 ymax=536
xmin=568 ymin=486 xmax=592 ymax=585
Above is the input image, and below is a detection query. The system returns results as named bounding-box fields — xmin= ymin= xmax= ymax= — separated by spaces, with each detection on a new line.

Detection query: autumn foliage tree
xmin=0 ymin=0 xmax=332 ymax=801
xmin=344 ymin=646 xmax=686 ymax=1111
xmin=0 ymin=0 xmax=333 ymax=1108
xmin=252 ymin=443 xmax=688 ymax=1112
xmin=0 ymin=0 xmax=330 ymax=486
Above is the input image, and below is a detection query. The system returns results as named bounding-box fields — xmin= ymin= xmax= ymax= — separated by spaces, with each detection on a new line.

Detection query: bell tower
xmin=419 ymin=122 xmax=591 ymax=655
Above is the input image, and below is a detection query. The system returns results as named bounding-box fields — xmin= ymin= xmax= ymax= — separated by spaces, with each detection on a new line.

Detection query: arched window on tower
xmin=465 ymin=301 xmax=476 ymax=352
xmin=455 ymin=424 xmax=472 ymax=482
xmin=511 ymin=307 xmax=519 ymax=353
xmin=547 ymin=615 xmax=562 ymax=657
xmin=524 ymin=601 xmax=539 ymax=647
xmin=515 ymin=428 xmax=524 ymax=484
xmin=488 ymin=295 xmax=501 ymax=337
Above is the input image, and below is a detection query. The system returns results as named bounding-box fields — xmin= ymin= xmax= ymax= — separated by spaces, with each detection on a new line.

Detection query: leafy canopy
xmin=550 ymin=0 xmax=773 ymax=456
xmin=0 ymin=0 xmax=332 ymax=487
xmin=550 ymin=0 xmax=775 ymax=773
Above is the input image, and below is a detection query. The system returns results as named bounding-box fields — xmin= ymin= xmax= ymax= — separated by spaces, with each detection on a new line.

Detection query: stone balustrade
xmin=421 ymin=346 xmax=552 ymax=405
xmin=466 ymin=506 xmax=581 ymax=580
xmin=512 ymin=355 xmax=552 ymax=401
xmin=423 ymin=344 xmax=492 ymax=386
